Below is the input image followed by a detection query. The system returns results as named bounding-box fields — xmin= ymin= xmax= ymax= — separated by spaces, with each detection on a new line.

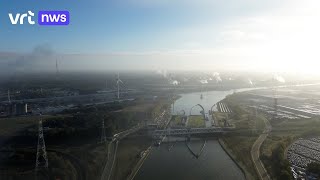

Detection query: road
xmin=100 ymin=140 xmax=118 ymax=180
xmin=100 ymin=110 xmax=170 ymax=180
xmin=100 ymin=123 xmax=144 ymax=180
xmin=154 ymin=110 xmax=170 ymax=129
xmin=251 ymin=117 xmax=271 ymax=180
xmin=126 ymin=146 xmax=152 ymax=180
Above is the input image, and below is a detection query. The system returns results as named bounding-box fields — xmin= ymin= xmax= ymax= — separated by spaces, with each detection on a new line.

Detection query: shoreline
xmin=128 ymin=89 xmax=257 ymax=180
xmin=126 ymin=146 xmax=152 ymax=180
xmin=130 ymin=139 xmax=247 ymax=180
xmin=218 ymin=138 xmax=253 ymax=180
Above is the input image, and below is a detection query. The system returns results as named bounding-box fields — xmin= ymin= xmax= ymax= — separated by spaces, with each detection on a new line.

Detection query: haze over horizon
xmin=1 ymin=0 xmax=320 ymax=74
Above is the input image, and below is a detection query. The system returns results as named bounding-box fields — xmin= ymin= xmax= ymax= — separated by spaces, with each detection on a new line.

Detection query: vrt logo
xmin=8 ymin=10 xmax=70 ymax=25
xmin=8 ymin=11 xmax=35 ymax=25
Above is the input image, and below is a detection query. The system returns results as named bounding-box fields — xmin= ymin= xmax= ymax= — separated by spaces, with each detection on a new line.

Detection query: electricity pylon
xmin=101 ymin=118 xmax=107 ymax=143
xmin=116 ymin=73 xmax=123 ymax=100
xmin=35 ymin=116 xmax=48 ymax=172
xmin=7 ymin=89 xmax=11 ymax=103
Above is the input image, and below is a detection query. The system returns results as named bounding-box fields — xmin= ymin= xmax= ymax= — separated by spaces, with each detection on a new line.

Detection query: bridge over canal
xmin=152 ymin=127 xmax=234 ymax=137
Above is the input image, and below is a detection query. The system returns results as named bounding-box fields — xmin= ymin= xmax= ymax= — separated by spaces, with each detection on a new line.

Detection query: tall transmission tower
xmin=116 ymin=73 xmax=123 ymax=100
xmin=171 ymin=89 xmax=175 ymax=115
xmin=272 ymin=77 xmax=278 ymax=121
xmin=273 ymin=97 xmax=278 ymax=120
xmin=55 ymin=59 xmax=59 ymax=80
xmin=7 ymin=89 xmax=11 ymax=103
xmin=253 ymin=102 xmax=258 ymax=133
xmin=35 ymin=116 xmax=48 ymax=171
xmin=172 ymin=99 xmax=175 ymax=115
xmin=254 ymin=105 xmax=258 ymax=120
xmin=101 ymin=118 xmax=106 ymax=143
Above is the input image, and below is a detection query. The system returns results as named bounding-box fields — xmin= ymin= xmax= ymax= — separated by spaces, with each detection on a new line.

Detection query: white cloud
xmin=6 ymin=0 xmax=320 ymax=74
xmin=220 ymin=30 xmax=245 ymax=41
xmin=78 ymin=0 xmax=320 ymax=74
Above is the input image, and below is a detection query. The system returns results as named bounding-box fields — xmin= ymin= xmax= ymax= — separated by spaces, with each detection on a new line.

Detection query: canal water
xmin=172 ymin=90 xmax=234 ymax=115
xmin=134 ymin=90 xmax=246 ymax=180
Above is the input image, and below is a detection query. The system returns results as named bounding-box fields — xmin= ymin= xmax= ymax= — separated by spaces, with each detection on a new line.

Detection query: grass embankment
xmin=112 ymin=137 xmax=151 ymax=180
xmin=217 ymin=94 xmax=270 ymax=180
xmin=213 ymin=112 xmax=228 ymax=126
xmin=219 ymin=112 xmax=265 ymax=180
xmin=0 ymin=148 xmax=80 ymax=180
xmin=0 ymin=97 xmax=170 ymax=179
xmin=220 ymin=137 xmax=258 ymax=180
xmin=0 ymin=115 xmax=59 ymax=136
xmin=187 ymin=115 xmax=205 ymax=128
xmin=226 ymin=91 xmax=320 ymax=180
xmin=260 ymin=118 xmax=320 ymax=180
xmin=67 ymin=143 xmax=109 ymax=180
xmin=171 ymin=115 xmax=184 ymax=126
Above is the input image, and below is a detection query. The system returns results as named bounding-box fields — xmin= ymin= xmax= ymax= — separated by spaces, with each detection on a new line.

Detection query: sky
xmin=1 ymin=0 xmax=320 ymax=74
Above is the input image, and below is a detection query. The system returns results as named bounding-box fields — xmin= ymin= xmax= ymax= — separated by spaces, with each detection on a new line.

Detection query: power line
xmin=35 ymin=115 xmax=48 ymax=172
xmin=101 ymin=118 xmax=107 ymax=143
xmin=7 ymin=89 xmax=11 ymax=103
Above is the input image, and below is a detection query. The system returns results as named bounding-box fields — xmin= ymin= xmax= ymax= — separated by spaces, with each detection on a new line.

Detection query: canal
xmin=134 ymin=90 xmax=246 ymax=180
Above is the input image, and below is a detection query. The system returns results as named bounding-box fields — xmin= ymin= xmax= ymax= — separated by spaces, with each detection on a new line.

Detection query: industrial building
xmin=0 ymin=103 xmax=28 ymax=117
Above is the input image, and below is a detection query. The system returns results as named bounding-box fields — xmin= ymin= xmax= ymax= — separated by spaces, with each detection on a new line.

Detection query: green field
xmin=221 ymin=136 xmax=258 ymax=180
xmin=225 ymin=91 xmax=320 ymax=180
xmin=260 ymin=118 xmax=320 ymax=179
xmin=113 ymin=137 xmax=151 ymax=180
xmin=170 ymin=115 xmax=184 ymax=126
xmin=187 ymin=115 xmax=205 ymax=127
xmin=0 ymin=97 xmax=171 ymax=179
xmin=0 ymin=115 xmax=67 ymax=136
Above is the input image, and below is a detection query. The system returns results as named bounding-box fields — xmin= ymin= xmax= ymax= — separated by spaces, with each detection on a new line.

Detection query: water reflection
xmin=134 ymin=139 xmax=245 ymax=180
xmin=185 ymin=138 xmax=206 ymax=159
xmin=135 ymin=90 xmax=246 ymax=180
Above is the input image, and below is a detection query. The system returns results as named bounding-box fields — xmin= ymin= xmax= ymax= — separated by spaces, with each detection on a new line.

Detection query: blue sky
xmin=1 ymin=0 xmax=320 ymax=73
xmin=0 ymin=0 xmax=282 ymax=53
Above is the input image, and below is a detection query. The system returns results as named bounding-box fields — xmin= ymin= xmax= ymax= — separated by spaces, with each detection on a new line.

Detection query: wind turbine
xmin=116 ymin=73 xmax=123 ymax=100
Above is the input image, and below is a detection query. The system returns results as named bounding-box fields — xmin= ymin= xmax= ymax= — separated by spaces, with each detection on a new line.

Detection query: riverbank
xmin=112 ymin=137 xmax=152 ymax=180
xmin=219 ymin=93 xmax=270 ymax=180
xmin=134 ymin=139 xmax=245 ymax=180
xmin=218 ymin=138 xmax=255 ymax=180
xmin=251 ymin=116 xmax=271 ymax=180
xmin=126 ymin=146 xmax=152 ymax=180
xmin=225 ymin=87 xmax=320 ymax=179
xmin=131 ymin=89 xmax=257 ymax=180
